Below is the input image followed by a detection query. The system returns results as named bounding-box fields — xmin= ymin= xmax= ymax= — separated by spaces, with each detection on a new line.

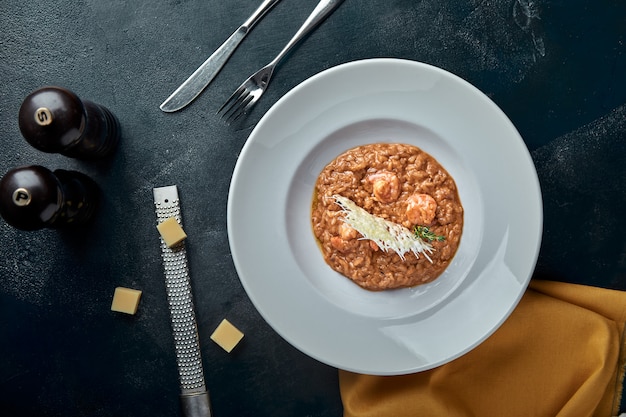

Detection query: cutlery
xmin=218 ymin=0 xmax=345 ymax=123
xmin=160 ymin=0 xmax=282 ymax=113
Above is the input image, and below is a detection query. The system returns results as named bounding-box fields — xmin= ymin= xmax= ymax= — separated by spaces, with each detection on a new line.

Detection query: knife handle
xmin=242 ymin=0 xmax=282 ymax=31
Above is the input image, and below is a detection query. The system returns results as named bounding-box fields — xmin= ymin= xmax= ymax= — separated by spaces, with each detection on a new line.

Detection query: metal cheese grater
xmin=153 ymin=185 xmax=212 ymax=417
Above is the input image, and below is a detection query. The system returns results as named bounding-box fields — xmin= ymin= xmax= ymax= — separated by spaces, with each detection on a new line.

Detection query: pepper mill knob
xmin=18 ymin=86 xmax=120 ymax=159
xmin=0 ymin=165 xmax=99 ymax=230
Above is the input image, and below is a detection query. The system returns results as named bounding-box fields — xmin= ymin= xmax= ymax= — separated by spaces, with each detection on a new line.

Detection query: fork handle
xmin=269 ymin=0 xmax=345 ymax=67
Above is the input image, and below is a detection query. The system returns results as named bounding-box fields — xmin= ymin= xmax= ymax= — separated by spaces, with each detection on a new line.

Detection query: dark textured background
xmin=1 ymin=0 xmax=625 ymax=416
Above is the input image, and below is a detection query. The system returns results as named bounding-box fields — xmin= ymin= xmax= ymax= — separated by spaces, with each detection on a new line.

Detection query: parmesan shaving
xmin=332 ymin=195 xmax=434 ymax=262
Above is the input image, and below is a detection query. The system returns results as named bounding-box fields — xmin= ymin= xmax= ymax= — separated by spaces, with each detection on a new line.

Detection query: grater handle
xmin=181 ymin=391 xmax=212 ymax=417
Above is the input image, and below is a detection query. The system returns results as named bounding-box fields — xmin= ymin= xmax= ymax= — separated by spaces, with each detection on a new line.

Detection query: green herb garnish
xmin=414 ymin=225 xmax=445 ymax=242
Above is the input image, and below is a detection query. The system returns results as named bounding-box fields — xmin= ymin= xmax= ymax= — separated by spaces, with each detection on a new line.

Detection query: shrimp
xmin=330 ymin=223 xmax=359 ymax=252
xmin=339 ymin=222 xmax=358 ymax=240
xmin=406 ymin=193 xmax=437 ymax=225
xmin=366 ymin=171 xmax=400 ymax=203
xmin=332 ymin=223 xmax=379 ymax=252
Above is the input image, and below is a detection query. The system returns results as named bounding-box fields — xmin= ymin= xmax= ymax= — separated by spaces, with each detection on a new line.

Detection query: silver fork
xmin=218 ymin=0 xmax=345 ymax=123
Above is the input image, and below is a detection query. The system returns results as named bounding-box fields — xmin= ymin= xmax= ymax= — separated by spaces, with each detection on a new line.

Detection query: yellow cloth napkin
xmin=339 ymin=280 xmax=626 ymax=417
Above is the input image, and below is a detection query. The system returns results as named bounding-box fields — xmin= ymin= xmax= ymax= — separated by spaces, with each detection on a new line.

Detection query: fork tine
xmin=220 ymin=86 xmax=255 ymax=124
xmin=217 ymin=84 xmax=247 ymax=117
xmin=219 ymin=66 xmax=268 ymax=123
xmin=226 ymin=94 xmax=255 ymax=124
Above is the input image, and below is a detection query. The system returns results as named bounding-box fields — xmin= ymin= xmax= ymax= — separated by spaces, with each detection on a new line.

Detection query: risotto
xmin=311 ymin=143 xmax=464 ymax=291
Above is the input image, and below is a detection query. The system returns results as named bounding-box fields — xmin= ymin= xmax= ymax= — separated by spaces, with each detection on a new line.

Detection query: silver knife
xmin=160 ymin=0 xmax=283 ymax=112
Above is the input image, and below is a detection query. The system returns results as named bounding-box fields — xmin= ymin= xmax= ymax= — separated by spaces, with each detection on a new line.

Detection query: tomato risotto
xmin=311 ymin=143 xmax=463 ymax=291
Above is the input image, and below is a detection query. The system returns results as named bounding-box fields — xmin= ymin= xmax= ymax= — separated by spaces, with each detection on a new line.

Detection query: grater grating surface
xmin=154 ymin=185 xmax=206 ymax=394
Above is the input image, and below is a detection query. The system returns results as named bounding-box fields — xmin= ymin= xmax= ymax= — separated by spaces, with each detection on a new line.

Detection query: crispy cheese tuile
xmin=332 ymin=195 xmax=434 ymax=262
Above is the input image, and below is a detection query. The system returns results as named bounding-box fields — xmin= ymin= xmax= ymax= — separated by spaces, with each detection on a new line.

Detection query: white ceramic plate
xmin=227 ymin=58 xmax=542 ymax=375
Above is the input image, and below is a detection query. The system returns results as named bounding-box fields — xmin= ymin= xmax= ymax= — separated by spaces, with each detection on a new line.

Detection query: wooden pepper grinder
xmin=18 ymin=86 xmax=120 ymax=159
xmin=0 ymin=165 xmax=99 ymax=230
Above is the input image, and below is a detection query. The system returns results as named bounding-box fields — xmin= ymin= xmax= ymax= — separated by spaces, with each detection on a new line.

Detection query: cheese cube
xmin=111 ymin=287 xmax=142 ymax=315
xmin=157 ymin=217 xmax=187 ymax=247
xmin=210 ymin=319 xmax=244 ymax=353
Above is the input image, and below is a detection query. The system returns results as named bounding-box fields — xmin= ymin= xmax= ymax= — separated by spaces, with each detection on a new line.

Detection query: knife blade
xmin=160 ymin=0 xmax=282 ymax=112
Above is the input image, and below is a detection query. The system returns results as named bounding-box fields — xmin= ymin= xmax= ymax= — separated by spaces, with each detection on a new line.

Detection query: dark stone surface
xmin=1 ymin=0 xmax=625 ymax=416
